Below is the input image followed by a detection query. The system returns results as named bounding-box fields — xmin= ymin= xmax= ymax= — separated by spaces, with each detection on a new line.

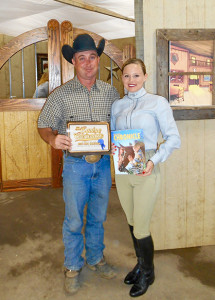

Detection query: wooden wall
xmin=0 ymin=111 xmax=51 ymax=185
xmin=140 ymin=0 xmax=215 ymax=249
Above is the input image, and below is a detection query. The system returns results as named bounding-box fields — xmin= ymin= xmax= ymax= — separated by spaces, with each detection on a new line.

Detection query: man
xmin=37 ymin=34 xmax=119 ymax=294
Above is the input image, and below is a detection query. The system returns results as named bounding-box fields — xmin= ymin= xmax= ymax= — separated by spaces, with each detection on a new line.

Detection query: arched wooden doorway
xmin=0 ymin=19 xmax=135 ymax=191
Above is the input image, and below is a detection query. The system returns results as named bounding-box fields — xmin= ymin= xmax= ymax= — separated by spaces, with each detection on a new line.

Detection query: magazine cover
xmin=111 ymin=129 xmax=146 ymax=175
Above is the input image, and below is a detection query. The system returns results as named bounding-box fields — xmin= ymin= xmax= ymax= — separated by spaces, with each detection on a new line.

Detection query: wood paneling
xmin=2 ymin=177 xmax=51 ymax=192
xmin=3 ymin=111 xmax=29 ymax=180
xmin=203 ymin=120 xmax=215 ymax=245
xmin=145 ymin=0 xmax=215 ymax=249
xmin=0 ymin=111 xmax=51 ymax=184
xmin=0 ymin=98 xmax=46 ymax=111
xmin=186 ymin=120 xmax=205 ymax=247
xmin=28 ymin=111 xmax=51 ymax=179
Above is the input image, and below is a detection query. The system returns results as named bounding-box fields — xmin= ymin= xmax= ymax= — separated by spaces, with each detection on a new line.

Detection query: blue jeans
xmin=62 ymin=154 xmax=112 ymax=271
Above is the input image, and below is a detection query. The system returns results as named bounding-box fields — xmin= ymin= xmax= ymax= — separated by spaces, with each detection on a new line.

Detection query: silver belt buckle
xmin=85 ymin=155 xmax=101 ymax=163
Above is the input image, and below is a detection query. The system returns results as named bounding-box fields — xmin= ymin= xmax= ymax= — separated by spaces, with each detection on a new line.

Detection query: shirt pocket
xmin=67 ymin=113 xmax=92 ymax=122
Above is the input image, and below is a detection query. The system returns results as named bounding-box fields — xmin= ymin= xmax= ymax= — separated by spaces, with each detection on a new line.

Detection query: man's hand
xmin=137 ymin=160 xmax=154 ymax=177
xmin=38 ymin=128 xmax=72 ymax=150
xmin=50 ymin=134 xmax=72 ymax=150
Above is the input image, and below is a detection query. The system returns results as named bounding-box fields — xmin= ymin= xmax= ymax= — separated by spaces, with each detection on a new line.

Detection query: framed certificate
xmin=67 ymin=121 xmax=111 ymax=154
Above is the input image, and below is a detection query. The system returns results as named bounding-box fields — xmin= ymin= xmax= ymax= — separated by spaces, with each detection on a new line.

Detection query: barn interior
xmin=0 ymin=1 xmax=215 ymax=299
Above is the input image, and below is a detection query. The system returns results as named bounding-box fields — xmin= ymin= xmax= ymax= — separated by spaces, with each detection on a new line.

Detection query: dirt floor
xmin=0 ymin=188 xmax=215 ymax=300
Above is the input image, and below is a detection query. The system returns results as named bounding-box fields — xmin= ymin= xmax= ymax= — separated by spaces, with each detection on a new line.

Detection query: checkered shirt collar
xmin=72 ymin=76 xmax=100 ymax=91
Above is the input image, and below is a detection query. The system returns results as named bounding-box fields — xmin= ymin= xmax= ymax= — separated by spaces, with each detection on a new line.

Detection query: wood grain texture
xmin=122 ymin=44 xmax=136 ymax=63
xmin=0 ymin=27 xmax=47 ymax=69
xmin=61 ymin=20 xmax=74 ymax=84
xmin=0 ymin=98 xmax=46 ymax=112
xmin=186 ymin=121 xmax=205 ymax=247
xmin=0 ymin=112 xmax=4 ymax=191
xmin=48 ymin=19 xmax=61 ymax=93
xmin=0 ymin=112 xmax=6 ymax=183
xmin=2 ymin=177 xmax=52 ymax=192
xmin=143 ymin=0 xmax=163 ymax=94
xmin=145 ymin=0 xmax=215 ymax=249
xmin=47 ymin=19 xmax=63 ymax=188
xmin=203 ymin=119 xmax=215 ymax=245
xmin=164 ymin=121 xmax=187 ymax=249
xmin=28 ymin=111 xmax=52 ymax=179
xmin=3 ymin=111 xmax=29 ymax=180
xmin=54 ymin=0 xmax=135 ymax=22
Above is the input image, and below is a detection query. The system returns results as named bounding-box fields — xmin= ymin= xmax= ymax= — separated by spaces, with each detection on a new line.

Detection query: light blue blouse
xmin=111 ymin=87 xmax=181 ymax=165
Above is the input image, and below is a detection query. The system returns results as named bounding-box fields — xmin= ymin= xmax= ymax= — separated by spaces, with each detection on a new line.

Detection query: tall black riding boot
xmin=129 ymin=235 xmax=155 ymax=297
xmin=124 ymin=225 xmax=142 ymax=285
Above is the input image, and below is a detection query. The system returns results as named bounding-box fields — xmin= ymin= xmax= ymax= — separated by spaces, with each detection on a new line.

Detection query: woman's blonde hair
xmin=38 ymin=72 xmax=49 ymax=86
xmin=122 ymin=58 xmax=147 ymax=75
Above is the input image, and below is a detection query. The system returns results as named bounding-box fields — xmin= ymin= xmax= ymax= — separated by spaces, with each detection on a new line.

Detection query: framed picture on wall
xmin=156 ymin=29 xmax=215 ymax=120
xmin=37 ymin=53 xmax=48 ymax=80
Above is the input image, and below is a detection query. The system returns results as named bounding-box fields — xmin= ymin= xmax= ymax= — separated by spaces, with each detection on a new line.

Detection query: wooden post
xmin=47 ymin=19 xmax=63 ymax=188
xmin=213 ymin=40 xmax=215 ymax=105
xmin=134 ymin=0 xmax=144 ymax=61
xmin=122 ymin=44 xmax=136 ymax=63
xmin=61 ymin=21 xmax=74 ymax=84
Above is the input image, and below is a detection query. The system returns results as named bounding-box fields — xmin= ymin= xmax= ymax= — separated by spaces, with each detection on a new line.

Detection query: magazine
xmin=111 ymin=129 xmax=146 ymax=175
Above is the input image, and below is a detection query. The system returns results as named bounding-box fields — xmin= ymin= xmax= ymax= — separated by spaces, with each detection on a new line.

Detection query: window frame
xmin=156 ymin=29 xmax=215 ymax=120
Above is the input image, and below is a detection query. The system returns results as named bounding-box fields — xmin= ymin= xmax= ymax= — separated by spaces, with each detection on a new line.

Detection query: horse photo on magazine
xmin=111 ymin=129 xmax=146 ymax=175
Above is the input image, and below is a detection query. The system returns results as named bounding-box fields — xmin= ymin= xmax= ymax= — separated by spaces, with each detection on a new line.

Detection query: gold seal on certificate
xmin=67 ymin=121 xmax=111 ymax=155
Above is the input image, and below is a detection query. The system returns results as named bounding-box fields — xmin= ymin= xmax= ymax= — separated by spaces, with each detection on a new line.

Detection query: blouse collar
xmin=126 ymin=87 xmax=147 ymax=99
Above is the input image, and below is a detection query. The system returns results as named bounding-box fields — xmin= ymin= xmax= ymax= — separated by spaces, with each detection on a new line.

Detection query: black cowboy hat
xmin=62 ymin=33 xmax=105 ymax=64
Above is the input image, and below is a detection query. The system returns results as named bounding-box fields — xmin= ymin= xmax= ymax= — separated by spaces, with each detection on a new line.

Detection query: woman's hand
xmin=137 ymin=160 xmax=154 ymax=177
xmin=111 ymin=142 xmax=117 ymax=155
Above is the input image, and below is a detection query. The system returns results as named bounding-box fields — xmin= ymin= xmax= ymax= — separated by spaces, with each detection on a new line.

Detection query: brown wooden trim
xmin=168 ymin=72 xmax=213 ymax=76
xmin=0 ymin=140 xmax=2 ymax=192
xmin=172 ymin=106 xmax=215 ymax=120
xmin=51 ymin=149 xmax=63 ymax=188
xmin=0 ymin=27 xmax=47 ymax=69
xmin=213 ymin=40 xmax=215 ymax=105
xmin=0 ymin=98 xmax=46 ymax=112
xmin=61 ymin=21 xmax=74 ymax=83
xmin=47 ymin=20 xmax=63 ymax=188
xmin=2 ymin=177 xmax=52 ymax=192
xmin=48 ymin=20 xmax=61 ymax=92
xmin=157 ymin=29 xmax=215 ymax=41
xmin=54 ymin=0 xmax=135 ymax=22
xmin=122 ymin=44 xmax=136 ymax=63
xmin=156 ymin=29 xmax=169 ymax=100
xmin=134 ymin=0 xmax=144 ymax=61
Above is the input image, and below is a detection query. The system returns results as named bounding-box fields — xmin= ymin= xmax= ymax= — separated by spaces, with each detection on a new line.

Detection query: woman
xmin=111 ymin=58 xmax=181 ymax=297
xmin=33 ymin=72 xmax=49 ymax=98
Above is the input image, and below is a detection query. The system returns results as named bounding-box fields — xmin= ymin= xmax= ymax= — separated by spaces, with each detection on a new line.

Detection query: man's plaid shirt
xmin=38 ymin=76 xmax=120 ymax=135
